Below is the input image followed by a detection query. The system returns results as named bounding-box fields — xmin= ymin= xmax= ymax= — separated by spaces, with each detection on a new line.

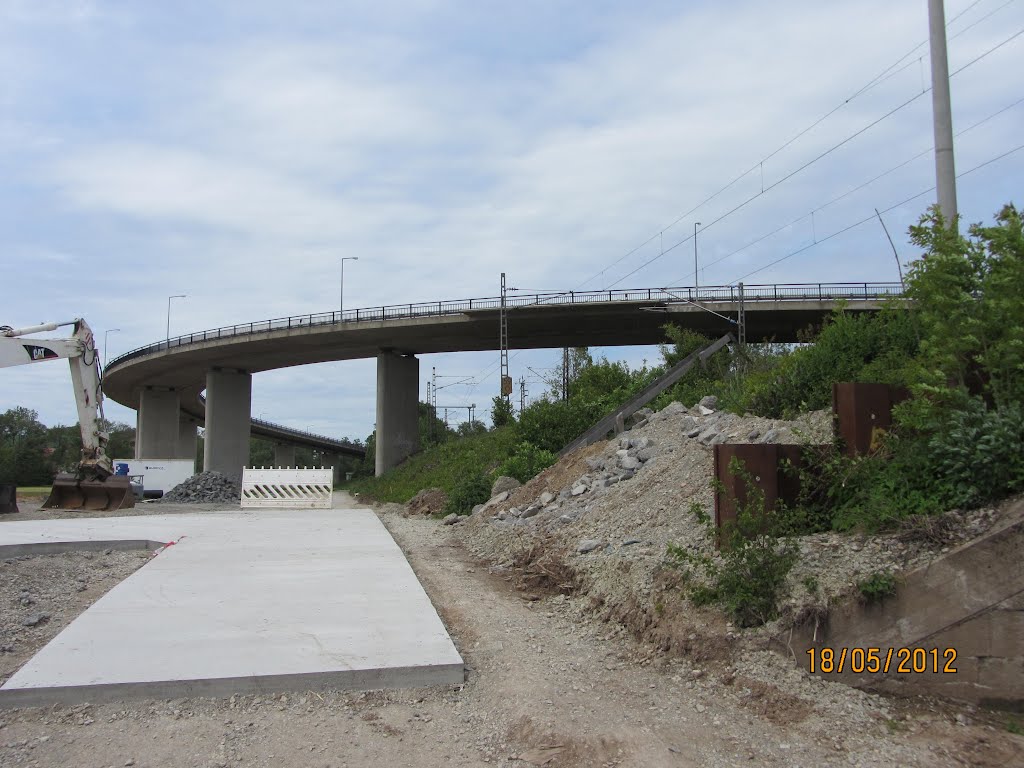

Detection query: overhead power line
xmin=463 ymin=1 xmax=1021 ymax=400
xmin=682 ymin=93 xmax=1024 ymax=281
xmin=577 ymin=4 xmax=1021 ymax=292
xmin=730 ymin=141 xmax=1024 ymax=283
xmin=601 ymin=24 xmax=1024 ymax=289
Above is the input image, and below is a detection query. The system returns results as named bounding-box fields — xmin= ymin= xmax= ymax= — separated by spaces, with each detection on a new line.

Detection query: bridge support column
xmin=274 ymin=444 xmax=296 ymax=468
xmin=136 ymin=388 xmax=180 ymax=458
xmin=375 ymin=352 xmax=420 ymax=476
xmin=177 ymin=416 xmax=198 ymax=465
xmin=203 ymin=369 xmax=252 ymax=482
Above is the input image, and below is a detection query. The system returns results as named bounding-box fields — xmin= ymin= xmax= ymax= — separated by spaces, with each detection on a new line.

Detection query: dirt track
xmin=0 ymin=495 xmax=1020 ymax=767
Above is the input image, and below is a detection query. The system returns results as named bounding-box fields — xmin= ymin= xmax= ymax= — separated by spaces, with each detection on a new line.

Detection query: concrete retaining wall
xmin=784 ymin=501 xmax=1024 ymax=710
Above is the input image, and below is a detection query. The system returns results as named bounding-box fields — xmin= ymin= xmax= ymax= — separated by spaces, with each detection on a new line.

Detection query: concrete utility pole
xmin=928 ymin=0 xmax=958 ymax=227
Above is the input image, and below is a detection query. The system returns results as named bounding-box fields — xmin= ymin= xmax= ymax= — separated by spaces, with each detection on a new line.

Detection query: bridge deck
xmin=102 ymin=283 xmax=903 ymax=436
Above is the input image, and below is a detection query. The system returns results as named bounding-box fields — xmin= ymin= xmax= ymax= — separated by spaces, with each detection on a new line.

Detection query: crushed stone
xmin=158 ymin=471 xmax=240 ymax=504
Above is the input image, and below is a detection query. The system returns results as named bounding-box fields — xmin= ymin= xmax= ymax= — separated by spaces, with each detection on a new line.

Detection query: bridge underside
xmin=108 ymin=300 xmax=864 ymax=403
xmin=106 ymin=298 xmax=886 ymax=479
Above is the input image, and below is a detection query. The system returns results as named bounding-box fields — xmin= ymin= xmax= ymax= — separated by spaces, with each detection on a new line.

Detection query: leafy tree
xmin=516 ymin=396 xmax=605 ymax=453
xmin=419 ymin=401 xmax=454 ymax=446
xmin=490 ymin=396 xmax=515 ymax=428
xmin=905 ymin=203 xmax=1024 ymax=408
xmin=456 ymin=419 xmax=488 ymax=437
xmin=250 ymin=438 xmax=274 ymax=467
xmin=102 ymin=421 xmax=135 ymax=461
xmin=0 ymin=407 xmax=52 ymax=485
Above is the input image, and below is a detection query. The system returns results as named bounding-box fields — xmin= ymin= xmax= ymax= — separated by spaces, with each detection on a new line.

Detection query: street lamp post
xmin=167 ymin=295 xmax=186 ymax=345
xmin=340 ymin=257 xmax=359 ymax=316
xmin=103 ymin=328 xmax=120 ymax=366
xmin=693 ymin=222 xmax=702 ymax=288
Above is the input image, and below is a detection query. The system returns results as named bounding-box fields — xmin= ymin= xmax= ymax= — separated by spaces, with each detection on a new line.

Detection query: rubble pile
xmin=158 ymin=471 xmax=241 ymax=504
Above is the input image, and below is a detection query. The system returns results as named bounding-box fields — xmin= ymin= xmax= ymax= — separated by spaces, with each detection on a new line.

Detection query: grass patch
xmin=857 ymin=571 xmax=898 ymax=604
xmin=344 ymin=426 xmax=519 ymax=504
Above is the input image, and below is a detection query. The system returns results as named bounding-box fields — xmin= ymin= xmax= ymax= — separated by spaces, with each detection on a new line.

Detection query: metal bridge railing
xmin=107 ymin=282 xmax=903 ymax=369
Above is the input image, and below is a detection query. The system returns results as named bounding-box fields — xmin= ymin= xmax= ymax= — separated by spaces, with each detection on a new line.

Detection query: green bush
xmin=516 ymin=396 xmax=604 ymax=453
xmin=801 ymin=437 xmax=950 ymax=532
xmin=491 ymin=396 xmax=515 ymax=428
xmin=347 ymin=427 xmax=519 ymax=503
xmin=667 ymin=460 xmax=798 ymax=627
xmin=857 ymin=571 xmax=898 ymax=604
xmin=925 ymin=399 xmax=1024 ymax=508
xmin=444 ymin=473 xmax=492 ymax=516
xmin=742 ymin=309 xmax=917 ymax=418
xmin=497 ymin=441 xmax=557 ymax=483
xmin=791 ymin=396 xmax=1024 ymax=532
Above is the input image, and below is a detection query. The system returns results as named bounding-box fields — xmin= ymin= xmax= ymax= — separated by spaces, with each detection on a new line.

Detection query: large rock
xmin=659 ymin=401 xmax=688 ymax=418
xmin=697 ymin=395 xmax=718 ymax=410
xmin=407 ymin=487 xmax=448 ymax=516
xmin=491 ymin=476 xmax=521 ymax=497
xmin=618 ymin=456 xmax=641 ymax=470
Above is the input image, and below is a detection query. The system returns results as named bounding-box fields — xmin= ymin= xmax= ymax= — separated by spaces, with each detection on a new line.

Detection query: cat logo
xmin=23 ymin=345 xmax=59 ymax=362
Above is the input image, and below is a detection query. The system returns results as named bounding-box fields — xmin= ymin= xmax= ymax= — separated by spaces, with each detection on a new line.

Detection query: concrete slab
xmin=0 ymin=508 xmax=464 ymax=706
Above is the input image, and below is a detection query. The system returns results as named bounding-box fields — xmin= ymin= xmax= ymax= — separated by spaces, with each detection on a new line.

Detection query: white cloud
xmin=3 ymin=0 xmax=1022 ymax=438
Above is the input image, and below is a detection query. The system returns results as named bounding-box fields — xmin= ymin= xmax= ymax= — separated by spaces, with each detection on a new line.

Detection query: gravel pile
xmin=158 ymin=471 xmax=241 ymax=504
xmin=457 ymin=396 xmax=1003 ymax=646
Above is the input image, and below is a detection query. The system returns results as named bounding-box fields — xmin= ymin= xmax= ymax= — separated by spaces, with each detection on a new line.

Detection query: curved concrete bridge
xmin=104 ymin=282 xmax=901 ymax=479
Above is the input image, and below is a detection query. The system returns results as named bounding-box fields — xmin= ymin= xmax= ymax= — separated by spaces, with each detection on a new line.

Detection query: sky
xmin=2 ymin=0 xmax=1022 ymax=442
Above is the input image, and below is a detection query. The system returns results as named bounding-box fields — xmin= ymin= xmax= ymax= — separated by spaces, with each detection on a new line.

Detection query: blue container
xmin=114 ymin=463 xmax=130 ymax=476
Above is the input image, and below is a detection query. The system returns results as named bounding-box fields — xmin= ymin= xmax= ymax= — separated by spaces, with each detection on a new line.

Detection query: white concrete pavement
xmin=0 ymin=507 xmax=464 ymax=706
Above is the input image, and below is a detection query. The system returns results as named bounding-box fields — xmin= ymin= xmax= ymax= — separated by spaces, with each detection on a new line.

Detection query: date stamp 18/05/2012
xmin=806 ymin=647 xmax=958 ymax=675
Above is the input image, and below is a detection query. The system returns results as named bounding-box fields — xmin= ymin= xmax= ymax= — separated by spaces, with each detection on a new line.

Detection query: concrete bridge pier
xmin=136 ymin=388 xmax=180 ymax=459
xmin=177 ymin=416 xmax=198 ymax=464
xmin=203 ymin=369 xmax=252 ymax=482
xmin=274 ymin=444 xmax=296 ymax=468
xmin=375 ymin=351 xmax=420 ymax=476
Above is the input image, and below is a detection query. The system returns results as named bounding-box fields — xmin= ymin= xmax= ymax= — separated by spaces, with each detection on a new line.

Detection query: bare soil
xmin=0 ymin=493 xmax=1019 ymax=767
xmin=0 ymin=550 xmax=151 ymax=687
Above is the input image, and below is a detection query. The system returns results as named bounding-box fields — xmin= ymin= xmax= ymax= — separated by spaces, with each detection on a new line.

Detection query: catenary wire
xmin=601 ymin=24 xmax=1024 ymax=289
xmin=731 ymin=142 xmax=1024 ymax=283
xmin=686 ymin=93 xmax=1024 ymax=280
xmin=574 ymin=0 xmax=1007 ymax=291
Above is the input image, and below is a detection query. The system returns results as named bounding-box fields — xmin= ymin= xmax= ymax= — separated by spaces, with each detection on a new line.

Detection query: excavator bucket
xmin=42 ymin=474 xmax=135 ymax=512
